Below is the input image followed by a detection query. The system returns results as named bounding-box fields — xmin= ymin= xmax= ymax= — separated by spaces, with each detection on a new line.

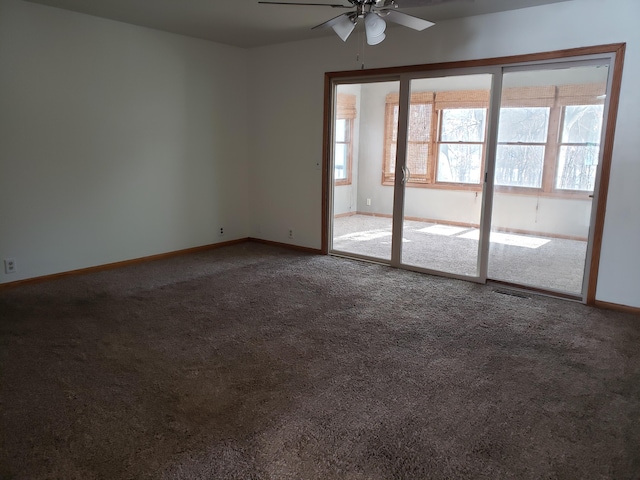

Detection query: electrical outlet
xmin=4 ymin=258 xmax=16 ymax=274
xmin=219 ymin=227 xmax=224 ymax=237
xmin=288 ymin=229 xmax=294 ymax=239
xmin=366 ymin=198 xmax=372 ymax=206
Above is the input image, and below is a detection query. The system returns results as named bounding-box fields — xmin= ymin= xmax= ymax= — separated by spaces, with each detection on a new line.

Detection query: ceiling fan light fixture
xmin=364 ymin=12 xmax=386 ymax=37
xmin=366 ymin=31 xmax=386 ymax=45
xmin=331 ymin=14 xmax=357 ymax=42
xmin=364 ymin=13 xmax=386 ymax=45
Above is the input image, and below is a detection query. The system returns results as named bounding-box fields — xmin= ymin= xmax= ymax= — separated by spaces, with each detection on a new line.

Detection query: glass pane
xmin=401 ymin=73 xmax=492 ymax=277
xmin=489 ymin=64 xmax=610 ymax=296
xmin=332 ymin=81 xmax=399 ymax=262
xmin=335 ymin=118 xmax=347 ymax=142
xmin=440 ymin=108 xmax=486 ymax=142
xmin=556 ymin=145 xmax=598 ymax=191
xmin=562 ymin=105 xmax=604 ymax=144
xmin=437 ymin=144 xmax=483 ymax=183
xmin=497 ymin=107 xmax=550 ymax=143
xmin=495 ymin=145 xmax=544 ymax=188
xmin=334 ymin=144 xmax=347 ymax=180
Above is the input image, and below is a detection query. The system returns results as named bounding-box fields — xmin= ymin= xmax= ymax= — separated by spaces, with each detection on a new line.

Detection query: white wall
xmin=0 ymin=0 xmax=250 ymax=283
xmin=248 ymin=0 xmax=640 ymax=307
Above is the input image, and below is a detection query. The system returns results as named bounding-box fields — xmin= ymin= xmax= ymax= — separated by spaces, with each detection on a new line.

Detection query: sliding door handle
xmin=401 ymin=166 xmax=411 ymax=185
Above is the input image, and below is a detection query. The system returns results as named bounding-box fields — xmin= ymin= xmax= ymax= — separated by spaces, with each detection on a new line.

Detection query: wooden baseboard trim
xmin=0 ymin=238 xmax=249 ymax=290
xmin=353 ymin=211 xmax=394 ymax=219
xmin=594 ymin=300 xmax=640 ymax=316
xmin=248 ymin=238 xmax=322 ymax=255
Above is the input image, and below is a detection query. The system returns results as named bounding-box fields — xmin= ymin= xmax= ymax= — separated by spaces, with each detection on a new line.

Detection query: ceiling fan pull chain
xmin=359 ymin=27 xmax=365 ymax=69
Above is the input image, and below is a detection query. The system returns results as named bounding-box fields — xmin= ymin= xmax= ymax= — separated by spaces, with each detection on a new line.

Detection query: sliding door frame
xmin=322 ymin=43 xmax=626 ymax=304
xmin=325 ymin=74 xmax=402 ymax=267
xmin=393 ymin=68 xmax=501 ymax=284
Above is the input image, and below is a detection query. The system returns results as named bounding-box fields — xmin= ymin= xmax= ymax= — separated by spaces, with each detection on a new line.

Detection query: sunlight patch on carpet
xmin=417 ymin=225 xmax=469 ymax=236
xmin=335 ymin=229 xmax=392 ymax=242
xmin=459 ymin=230 xmax=550 ymax=249
xmin=381 ymin=238 xmax=411 ymax=245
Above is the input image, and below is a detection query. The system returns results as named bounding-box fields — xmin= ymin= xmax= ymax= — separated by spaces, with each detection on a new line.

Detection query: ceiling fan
xmin=258 ymin=0 xmax=462 ymax=45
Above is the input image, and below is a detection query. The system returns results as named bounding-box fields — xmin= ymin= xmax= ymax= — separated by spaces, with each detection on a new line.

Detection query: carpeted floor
xmin=332 ymin=214 xmax=588 ymax=294
xmin=1 ymin=242 xmax=639 ymax=479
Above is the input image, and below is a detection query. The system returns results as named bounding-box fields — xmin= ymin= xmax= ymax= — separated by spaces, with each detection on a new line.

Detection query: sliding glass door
xmin=331 ymin=80 xmax=400 ymax=262
xmin=399 ymin=74 xmax=493 ymax=277
xmin=488 ymin=63 xmax=610 ymax=295
xmin=330 ymin=71 xmax=494 ymax=280
xmin=327 ymin=49 xmax=617 ymax=302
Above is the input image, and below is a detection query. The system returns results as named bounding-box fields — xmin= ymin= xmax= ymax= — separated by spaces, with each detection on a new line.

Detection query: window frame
xmin=435 ymin=106 xmax=488 ymax=186
xmin=381 ymin=84 xmax=606 ymax=198
xmin=553 ymin=102 xmax=605 ymax=193
xmin=334 ymin=117 xmax=353 ymax=186
xmin=334 ymin=93 xmax=357 ymax=186
xmin=494 ymin=105 xmax=551 ymax=190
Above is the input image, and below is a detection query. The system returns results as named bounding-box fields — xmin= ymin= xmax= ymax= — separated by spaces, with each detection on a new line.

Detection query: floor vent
xmin=493 ymin=288 xmax=530 ymax=299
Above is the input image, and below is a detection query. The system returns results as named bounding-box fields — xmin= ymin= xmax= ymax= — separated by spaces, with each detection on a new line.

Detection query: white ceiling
xmin=24 ymin=0 xmax=572 ymax=48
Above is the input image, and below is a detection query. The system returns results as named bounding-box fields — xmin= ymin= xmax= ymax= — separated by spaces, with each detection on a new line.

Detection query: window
xmin=435 ymin=90 xmax=489 ymax=185
xmin=335 ymin=93 xmax=356 ymax=185
xmin=383 ymin=90 xmax=489 ymax=186
xmin=495 ymin=107 xmax=550 ymax=188
xmin=437 ymin=108 xmax=487 ymax=184
xmin=334 ymin=118 xmax=351 ymax=183
xmin=556 ymin=104 xmax=604 ymax=191
xmin=381 ymin=83 xmax=605 ymax=196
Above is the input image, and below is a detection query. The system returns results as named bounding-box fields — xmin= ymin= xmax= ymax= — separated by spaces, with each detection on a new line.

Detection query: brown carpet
xmin=1 ymin=242 xmax=639 ymax=479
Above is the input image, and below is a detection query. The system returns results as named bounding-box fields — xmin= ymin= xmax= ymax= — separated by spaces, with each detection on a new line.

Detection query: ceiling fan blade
xmin=312 ymin=12 xmax=358 ymax=41
xmin=382 ymin=10 xmax=434 ymax=30
xmin=378 ymin=0 xmax=472 ymax=7
xmin=312 ymin=12 xmax=347 ymax=29
xmin=258 ymin=1 xmax=352 ymax=7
